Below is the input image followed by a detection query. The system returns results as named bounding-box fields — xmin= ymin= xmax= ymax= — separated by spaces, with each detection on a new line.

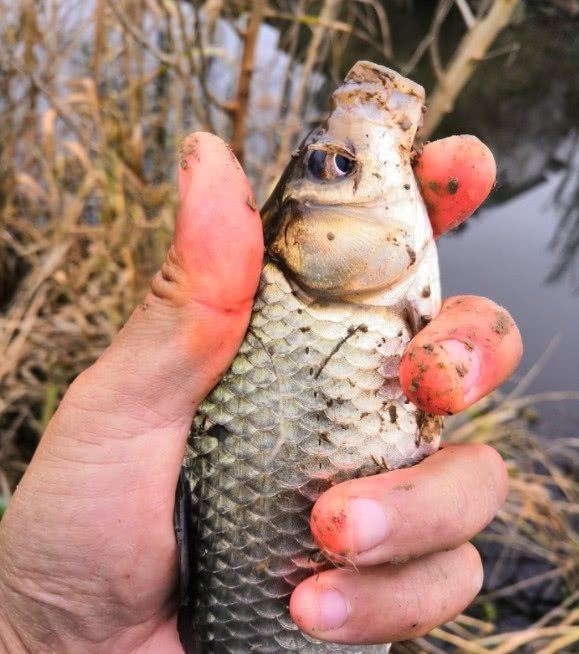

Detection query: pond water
xmin=431 ymin=13 xmax=579 ymax=437
xmin=353 ymin=5 xmax=579 ymax=436
xmin=439 ymin=152 xmax=579 ymax=435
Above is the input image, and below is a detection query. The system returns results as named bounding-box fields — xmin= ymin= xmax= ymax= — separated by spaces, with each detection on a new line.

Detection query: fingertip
xmin=290 ymin=577 xmax=350 ymax=636
xmin=310 ymin=488 xmax=353 ymax=557
xmin=464 ymin=542 xmax=484 ymax=598
xmin=400 ymin=340 xmax=463 ymax=415
xmin=477 ymin=443 xmax=509 ymax=506
xmin=416 ymin=135 xmax=496 ymax=237
xmin=175 ymin=131 xmax=264 ymax=311
xmin=289 ymin=579 xmax=316 ymax=634
xmin=401 ymin=296 xmax=522 ymax=414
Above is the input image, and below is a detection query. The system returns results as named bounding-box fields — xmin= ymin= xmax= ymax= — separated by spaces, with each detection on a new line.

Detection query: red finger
xmin=173 ymin=132 xmax=263 ymax=312
xmin=400 ymin=296 xmax=523 ymax=415
xmin=63 ymin=132 xmax=263 ymax=434
xmin=309 ymin=444 xmax=507 ymax=566
xmin=415 ymin=135 xmax=496 ymax=237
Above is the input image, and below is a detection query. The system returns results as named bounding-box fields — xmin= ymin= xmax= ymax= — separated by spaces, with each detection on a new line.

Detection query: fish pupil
xmin=306 ymin=149 xmax=355 ymax=180
xmin=307 ymin=149 xmax=326 ymax=178
xmin=334 ymin=154 xmax=354 ymax=175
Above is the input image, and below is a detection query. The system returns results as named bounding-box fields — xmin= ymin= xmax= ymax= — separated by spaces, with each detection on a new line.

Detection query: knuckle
xmin=150 ymin=245 xmax=189 ymax=306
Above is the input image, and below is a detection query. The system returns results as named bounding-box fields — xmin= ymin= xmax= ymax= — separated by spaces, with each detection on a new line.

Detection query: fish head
xmin=263 ymin=61 xmax=433 ymax=301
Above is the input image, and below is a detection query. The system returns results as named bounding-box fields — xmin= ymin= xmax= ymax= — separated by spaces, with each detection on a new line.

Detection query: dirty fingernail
xmin=349 ymin=498 xmax=389 ymax=553
xmin=318 ymin=588 xmax=349 ymax=631
xmin=437 ymin=339 xmax=481 ymax=403
xmin=177 ymin=136 xmax=197 ymax=202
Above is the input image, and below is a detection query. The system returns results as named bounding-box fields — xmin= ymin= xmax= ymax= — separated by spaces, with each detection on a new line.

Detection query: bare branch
xmin=354 ymin=0 xmax=392 ymax=60
xmin=402 ymin=0 xmax=453 ymax=75
xmin=106 ymin=0 xmax=178 ymax=67
xmin=421 ymin=0 xmax=521 ymax=139
xmin=273 ymin=0 xmax=343 ymax=182
xmin=455 ymin=0 xmax=476 ymax=28
xmin=229 ymin=1 xmax=266 ymax=165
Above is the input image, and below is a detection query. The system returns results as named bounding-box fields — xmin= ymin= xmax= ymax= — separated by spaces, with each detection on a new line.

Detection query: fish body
xmin=178 ymin=62 xmax=442 ymax=654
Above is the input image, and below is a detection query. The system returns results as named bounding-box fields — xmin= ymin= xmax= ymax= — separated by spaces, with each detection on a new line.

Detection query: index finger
xmin=415 ymin=135 xmax=496 ymax=237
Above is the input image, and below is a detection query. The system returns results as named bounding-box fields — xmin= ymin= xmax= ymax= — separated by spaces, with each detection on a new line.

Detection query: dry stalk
xmin=92 ymin=0 xmax=107 ymax=84
xmin=421 ymin=0 xmax=520 ymax=138
xmin=272 ymin=0 xmax=343 ymax=184
xmin=0 ymin=3 xmax=577 ymax=652
xmin=228 ymin=0 xmax=266 ymax=165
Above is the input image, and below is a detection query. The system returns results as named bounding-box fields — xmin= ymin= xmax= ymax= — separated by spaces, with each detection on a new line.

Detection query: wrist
xmin=0 ymin=562 xmax=61 ymax=654
xmin=0 ymin=531 xmax=45 ymax=654
xmin=0 ymin=602 xmax=30 ymax=654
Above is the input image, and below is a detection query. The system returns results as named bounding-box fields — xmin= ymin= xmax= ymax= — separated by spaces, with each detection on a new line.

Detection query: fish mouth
xmin=268 ymin=200 xmax=420 ymax=299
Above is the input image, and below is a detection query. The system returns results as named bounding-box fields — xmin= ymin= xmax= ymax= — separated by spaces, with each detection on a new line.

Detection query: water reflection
xmin=438 ymin=153 xmax=579 ymax=433
xmin=549 ymin=133 xmax=579 ymax=290
xmin=423 ymin=13 xmax=579 ymax=430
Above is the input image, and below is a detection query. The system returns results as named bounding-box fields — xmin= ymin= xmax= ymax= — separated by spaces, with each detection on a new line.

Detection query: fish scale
xmin=178 ymin=62 xmax=442 ymax=653
xmin=182 ymin=263 xmax=440 ymax=653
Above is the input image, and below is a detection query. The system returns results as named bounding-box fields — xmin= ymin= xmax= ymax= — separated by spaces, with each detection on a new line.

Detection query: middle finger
xmin=310 ymin=443 xmax=507 ymax=567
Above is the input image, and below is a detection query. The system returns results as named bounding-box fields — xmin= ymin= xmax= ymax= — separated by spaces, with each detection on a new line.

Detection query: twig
xmin=6 ymin=59 xmax=93 ymax=153
xmin=353 ymin=0 xmax=392 ymax=59
xmin=505 ymin=335 xmax=562 ymax=401
xmin=190 ymin=0 xmax=217 ymax=131
xmin=476 ymin=565 xmax=572 ymax=603
xmin=536 ymin=630 xmax=579 ymax=654
xmin=92 ymin=0 xmax=107 ymax=84
xmin=228 ymin=1 xmax=266 ymax=165
xmin=273 ymin=0 xmax=343 ymax=181
xmin=401 ymin=0 xmax=453 ymax=76
xmin=421 ymin=0 xmax=520 ymax=139
xmin=477 ymin=626 xmax=579 ymax=651
xmin=107 ymin=1 xmax=178 ymax=67
xmin=263 ymin=8 xmax=351 ymax=33
xmin=455 ymin=0 xmax=476 ymax=28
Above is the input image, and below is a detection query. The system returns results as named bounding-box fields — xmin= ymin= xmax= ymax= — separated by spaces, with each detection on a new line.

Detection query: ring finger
xmin=290 ymin=543 xmax=482 ymax=644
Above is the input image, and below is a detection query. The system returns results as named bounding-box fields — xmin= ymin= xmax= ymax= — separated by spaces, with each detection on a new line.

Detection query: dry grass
xmin=0 ymin=2 xmax=577 ymax=652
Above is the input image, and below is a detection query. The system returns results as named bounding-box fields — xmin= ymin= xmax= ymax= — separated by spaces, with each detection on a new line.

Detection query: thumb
xmin=91 ymin=132 xmax=263 ymax=411
xmin=0 ymin=133 xmax=262 ymax=648
xmin=35 ymin=131 xmax=262 ymax=490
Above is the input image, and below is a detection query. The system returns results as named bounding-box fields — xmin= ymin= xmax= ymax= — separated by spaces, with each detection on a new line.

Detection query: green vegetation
xmin=0 ymin=2 xmax=577 ymax=652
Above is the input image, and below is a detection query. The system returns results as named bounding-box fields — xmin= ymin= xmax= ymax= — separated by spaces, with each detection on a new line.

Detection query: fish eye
xmin=307 ymin=149 xmax=356 ymax=181
xmin=307 ymin=150 xmax=327 ymax=179
xmin=334 ymin=154 xmax=355 ymax=176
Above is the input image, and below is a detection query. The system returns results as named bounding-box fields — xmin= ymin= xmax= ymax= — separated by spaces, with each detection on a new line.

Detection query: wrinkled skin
xmin=0 ymin=132 xmax=521 ymax=654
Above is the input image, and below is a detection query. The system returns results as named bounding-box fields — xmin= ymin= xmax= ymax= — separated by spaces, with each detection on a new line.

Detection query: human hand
xmin=0 ymin=133 xmax=521 ymax=653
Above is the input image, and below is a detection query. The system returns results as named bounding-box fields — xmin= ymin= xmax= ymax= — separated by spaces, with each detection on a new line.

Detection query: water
xmin=439 ymin=156 xmax=579 ymax=433
xmin=429 ymin=13 xmax=579 ymax=435
xmin=363 ymin=5 xmax=579 ymax=435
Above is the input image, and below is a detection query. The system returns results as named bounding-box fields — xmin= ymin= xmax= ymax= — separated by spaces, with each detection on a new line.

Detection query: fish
xmin=176 ymin=61 xmax=443 ymax=654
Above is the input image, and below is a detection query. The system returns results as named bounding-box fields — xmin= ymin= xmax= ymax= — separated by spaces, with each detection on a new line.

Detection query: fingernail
xmin=437 ymin=339 xmax=481 ymax=403
xmin=348 ymin=498 xmax=389 ymax=553
xmin=318 ymin=588 xmax=349 ymax=631
xmin=178 ymin=164 xmax=192 ymax=203
xmin=178 ymin=135 xmax=198 ymax=202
